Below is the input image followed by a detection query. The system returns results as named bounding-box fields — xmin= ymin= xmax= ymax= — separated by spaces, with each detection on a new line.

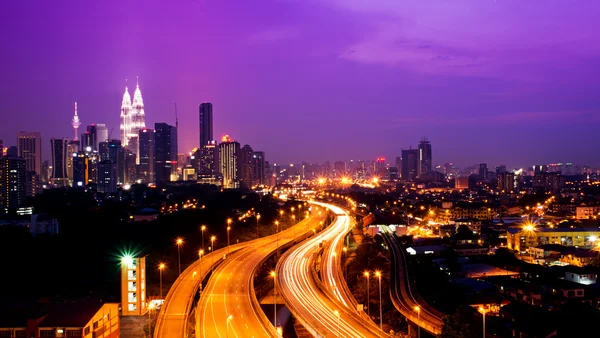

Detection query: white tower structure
xmin=71 ymin=102 xmax=81 ymax=141
xmin=120 ymin=85 xmax=132 ymax=147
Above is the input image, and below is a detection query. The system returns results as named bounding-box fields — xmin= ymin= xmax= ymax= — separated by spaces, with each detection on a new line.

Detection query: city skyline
xmin=2 ymin=1 xmax=600 ymax=168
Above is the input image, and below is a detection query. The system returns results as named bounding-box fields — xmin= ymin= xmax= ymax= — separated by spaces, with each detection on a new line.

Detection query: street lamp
xmin=270 ymin=271 xmax=277 ymax=327
xmin=226 ymin=315 xmax=233 ymax=338
xmin=193 ymin=271 xmax=197 ymax=282
xmin=342 ymin=247 xmax=348 ymax=278
xmin=256 ymin=214 xmax=261 ymax=238
xmin=147 ymin=302 xmax=156 ymax=338
xmin=479 ymin=307 xmax=486 ymax=338
xmin=176 ymin=238 xmax=184 ymax=275
xmin=415 ymin=306 xmax=421 ymax=338
xmin=211 ymin=236 xmax=217 ymax=270
xmin=363 ymin=271 xmax=370 ymax=317
xmin=227 ymin=225 xmax=231 ymax=255
xmin=201 ymin=225 xmax=207 ymax=250
xmin=375 ymin=271 xmax=382 ymax=330
xmin=198 ymin=249 xmax=204 ymax=291
xmin=158 ymin=263 xmax=166 ymax=299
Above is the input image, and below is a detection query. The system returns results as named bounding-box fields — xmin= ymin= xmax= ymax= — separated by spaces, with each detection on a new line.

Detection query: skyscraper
xmin=50 ymin=138 xmax=69 ymax=186
xmin=72 ymin=151 xmax=88 ymax=187
xmin=81 ymin=125 xmax=97 ymax=152
xmin=96 ymin=124 xmax=108 ymax=148
xmin=199 ymin=141 xmax=218 ymax=176
xmin=218 ymin=135 xmax=240 ymax=189
xmin=17 ymin=131 xmax=42 ymax=176
xmin=252 ymin=151 xmax=265 ymax=186
xmin=138 ymin=128 xmax=155 ymax=184
xmin=120 ymin=79 xmax=146 ymax=161
xmin=418 ymin=138 xmax=432 ymax=176
xmin=0 ymin=157 xmax=26 ymax=210
xmin=401 ymin=149 xmax=419 ymax=180
xmin=154 ymin=123 xmax=177 ymax=185
xmin=66 ymin=140 xmax=80 ymax=185
xmin=199 ymin=103 xmax=213 ymax=148
xmin=239 ymin=144 xmax=254 ymax=188
xmin=98 ymin=160 xmax=117 ymax=193
xmin=99 ymin=140 xmax=123 ymax=184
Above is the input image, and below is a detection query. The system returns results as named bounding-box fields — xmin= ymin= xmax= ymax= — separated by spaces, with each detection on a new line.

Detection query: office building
xmin=123 ymin=150 xmax=137 ymax=184
xmin=218 ymin=135 xmax=240 ymax=189
xmin=81 ymin=124 xmax=97 ymax=152
xmin=50 ymin=138 xmax=69 ymax=186
xmin=72 ymin=151 xmax=89 ymax=187
xmin=99 ymin=140 xmax=123 ymax=184
xmin=401 ymin=149 xmax=419 ymax=180
xmin=17 ymin=131 xmax=42 ymax=176
xmin=0 ymin=157 xmax=26 ymax=210
xmin=154 ymin=123 xmax=177 ymax=185
xmin=98 ymin=160 xmax=117 ymax=193
xmin=239 ymin=144 xmax=254 ymax=188
xmin=418 ymin=138 xmax=432 ymax=176
xmin=199 ymin=103 xmax=213 ymax=148
xmin=138 ymin=128 xmax=154 ymax=184
xmin=66 ymin=140 xmax=80 ymax=184
xmin=252 ymin=151 xmax=265 ymax=186
xmin=199 ymin=141 xmax=218 ymax=176
xmin=533 ymin=172 xmax=564 ymax=193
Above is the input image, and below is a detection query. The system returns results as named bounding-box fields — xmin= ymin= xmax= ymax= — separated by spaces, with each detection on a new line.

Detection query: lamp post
xmin=292 ymin=215 xmax=296 ymax=239
xmin=256 ymin=214 xmax=261 ymax=238
xmin=201 ymin=225 xmax=206 ymax=250
xmin=375 ymin=271 xmax=382 ymax=330
xmin=158 ymin=263 xmax=165 ymax=299
xmin=333 ymin=310 xmax=341 ymax=337
xmin=227 ymin=219 xmax=232 ymax=255
xmin=479 ymin=307 xmax=486 ymax=338
xmin=198 ymin=250 xmax=204 ymax=291
xmin=270 ymin=271 xmax=277 ymax=327
xmin=342 ymin=247 xmax=348 ymax=279
xmin=364 ymin=271 xmax=370 ymax=317
xmin=176 ymin=238 xmax=184 ymax=275
xmin=226 ymin=315 xmax=233 ymax=338
xmin=147 ymin=302 xmax=155 ymax=338
xmin=275 ymin=221 xmax=280 ymax=258
xmin=210 ymin=236 xmax=216 ymax=270
xmin=415 ymin=306 xmax=421 ymax=338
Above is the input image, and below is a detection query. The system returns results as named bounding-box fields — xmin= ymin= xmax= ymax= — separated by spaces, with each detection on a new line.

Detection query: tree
xmin=439 ymin=306 xmax=479 ymax=338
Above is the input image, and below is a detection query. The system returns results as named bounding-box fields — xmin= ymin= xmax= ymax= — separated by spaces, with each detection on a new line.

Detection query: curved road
xmin=196 ymin=215 xmax=323 ymax=338
xmin=380 ymin=226 xmax=443 ymax=334
xmin=154 ymin=240 xmax=252 ymax=338
xmin=277 ymin=201 xmax=389 ymax=338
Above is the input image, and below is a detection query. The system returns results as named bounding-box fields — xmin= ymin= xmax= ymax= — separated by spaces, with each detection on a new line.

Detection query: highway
xmin=196 ymin=214 xmax=322 ymax=338
xmin=154 ymin=241 xmax=251 ymax=338
xmin=380 ymin=226 xmax=443 ymax=335
xmin=277 ymin=201 xmax=389 ymax=338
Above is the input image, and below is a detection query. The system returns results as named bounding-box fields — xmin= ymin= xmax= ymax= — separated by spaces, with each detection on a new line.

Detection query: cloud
xmin=245 ymin=27 xmax=299 ymax=44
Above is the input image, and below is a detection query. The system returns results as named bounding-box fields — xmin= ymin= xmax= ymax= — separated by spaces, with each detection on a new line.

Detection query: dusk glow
xmin=2 ymin=0 xmax=599 ymax=167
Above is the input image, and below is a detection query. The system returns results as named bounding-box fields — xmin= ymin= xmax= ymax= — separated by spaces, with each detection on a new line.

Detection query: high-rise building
xmin=71 ymin=102 xmax=81 ymax=141
xmin=199 ymin=141 xmax=218 ymax=176
xmin=199 ymin=103 xmax=213 ymax=148
xmin=0 ymin=139 xmax=5 ymax=157
xmin=418 ymin=138 xmax=432 ymax=176
xmin=334 ymin=161 xmax=346 ymax=176
xmin=66 ymin=140 xmax=80 ymax=185
xmin=50 ymin=138 xmax=69 ymax=186
xmin=0 ymin=157 xmax=26 ymax=210
xmin=120 ymin=79 xmax=146 ymax=161
xmin=498 ymin=172 xmax=517 ymax=193
xmin=218 ymin=135 xmax=240 ymax=189
xmin=496 ymin=165 xmax=507 ymax=174
xmin=138 ymin=128 xmax=154 ymax=184
xmin=252 ymin=151 xmax=265 ymax=186
xmin=239 ymin=144 xmax=254 ymax=188
xmin=17 ymin=131 xmax=42 ymax=176
xmin=81 ymin=124 xmax=97 ymax=152
xmin=123 ymin=149 xmax=137 ymax=184
xmin=72 ymin=151 xmax=88 ymax=187
xmin=401 ymin=149 xmax=419 ymax=180
xmin=479 ymin=163 xmax=488 ymax=181
xmin=96 ymin=124 xmax=108 ymax=148
xmin=154 ymin=123 xmax=177 ymax=185
xmin=98 ymin=160 xmax=117 ymax=193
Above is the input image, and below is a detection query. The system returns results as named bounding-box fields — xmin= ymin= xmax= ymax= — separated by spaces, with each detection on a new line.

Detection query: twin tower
xmin=120 ymin=79 xmax=146 ymax=158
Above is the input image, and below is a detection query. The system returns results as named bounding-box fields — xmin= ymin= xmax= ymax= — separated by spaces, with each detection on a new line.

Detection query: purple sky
xmin=1 ymin=0 xmax=600 ymax=169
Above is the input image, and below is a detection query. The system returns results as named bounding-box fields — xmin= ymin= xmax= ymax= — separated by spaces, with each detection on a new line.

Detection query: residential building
xmin=507 ymin=228 xmax=600 ymax=251
xmin=0 ymin=157 xmax=26 ymax=210
xmin=239 ymin=144 xmax=253 ymax=188
xmin=252 ymin=151 xmax=265 ymax=186
xmin=218 ymin=135 xmax=240 ymax=189
xmin=138 ymin=128 xmax=154 ymax=184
